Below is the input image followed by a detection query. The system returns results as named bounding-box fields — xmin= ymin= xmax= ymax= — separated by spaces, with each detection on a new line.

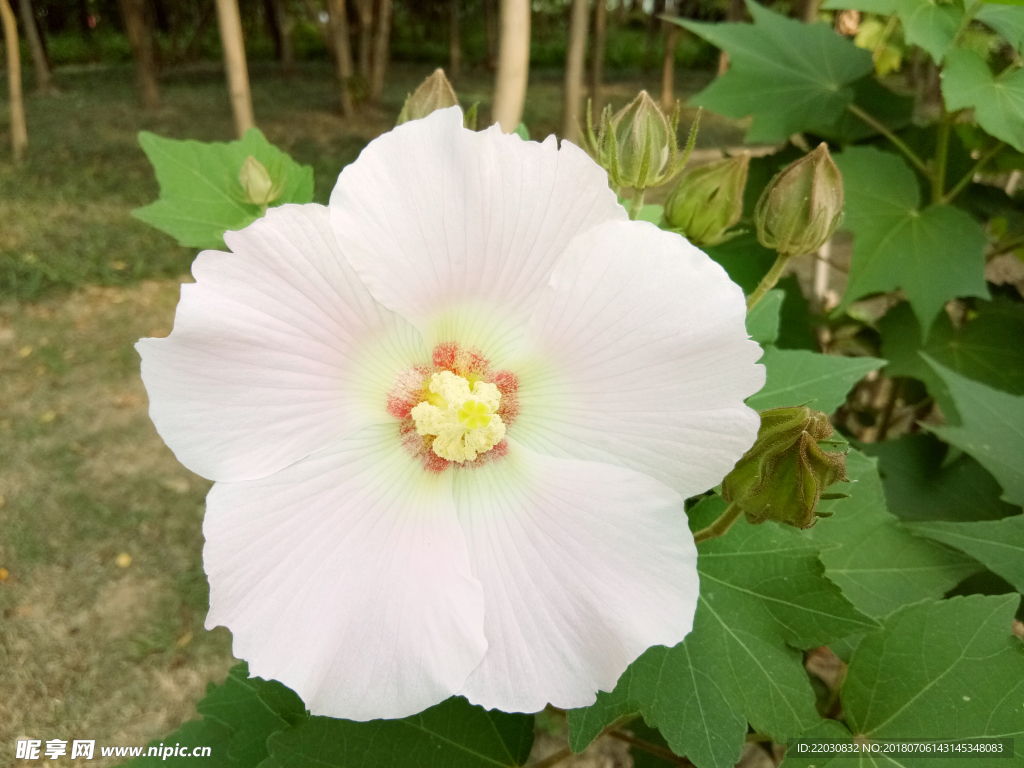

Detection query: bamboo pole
xmin=119 ymin=0 xmax=161 ymax=110
xmin=17 ymin=0 xmax=51 ymax=93
xmin=0 ymin=0 xmax=27 ymax=163
xmin=561 ymin=0 xmax=588 ymax=142
xmin=327 ymin=0 xmax=355 ymax=115
xmin=215 ymin=0 xmax=255 ymax=137
xmin=492 ymin=0 xmax=530 ymax=133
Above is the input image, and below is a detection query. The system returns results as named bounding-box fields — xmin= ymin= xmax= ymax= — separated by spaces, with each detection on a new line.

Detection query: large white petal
xmin=451 ymin=440 xmax=699 ymax=712
xmin=329 ymin=107 xmax=625 ymax=365
xmin=138 ymin=204 xmax=427 ymax=482
xmin=510 ymin=220 xmax=765 ymax=497
xmin=204 ymin=423 xmax=487 ymax=721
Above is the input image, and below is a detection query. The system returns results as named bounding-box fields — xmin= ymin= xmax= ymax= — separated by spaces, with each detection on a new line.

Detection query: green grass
xmin=0 ymin=59 xmax=745 ymax=766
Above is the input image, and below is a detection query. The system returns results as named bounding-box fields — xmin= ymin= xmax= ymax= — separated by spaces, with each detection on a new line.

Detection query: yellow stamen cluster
xmin=411 ymin=371 xmax=505 ymax=463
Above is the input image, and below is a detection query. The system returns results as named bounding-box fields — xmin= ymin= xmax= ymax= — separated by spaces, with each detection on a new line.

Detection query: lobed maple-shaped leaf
xmin=803 ymin=450 xmax=982 ymax=618
xmin=567 ymin=496 xmax=876 ymax=768
xmin=976 ymin=2 xmax=1024 ymax=51
xmin=942 ymin=47 xmax=1024 ymax=152
xmin=748 ymin=348 xmax=884 ymax=413
xmin=673 ymin=0 xmax=873 ymax=143
xmin=911 ymin=515 xmax=1024 ymax=593
xmin=834 ymin=146 xmax=988 ymax=331
xmin=894 ymin=0 xmax=965 ymax=62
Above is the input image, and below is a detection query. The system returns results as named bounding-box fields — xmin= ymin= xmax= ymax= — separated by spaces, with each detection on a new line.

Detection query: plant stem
xmin=847 ymin=103 xmax=930 ymax=176
xmin=932 ymin=113 xmax=951 ymax=204
xmin=607 ymin=731 xmax=696 ymax=766
xmin=692 ymin=501 xmax=743 ymax=544
xmin=992 ymin=231 xmax=1024 ymax=256
xmin=746 ymin=252 xmax=789 ymax=311
xmin=628 ymin=188 xmax=646 ymax=220
xmin=529 ymin=747 xmax=573 ymax=768
xmin=942 ymin=141 xmax=1006 ymax=204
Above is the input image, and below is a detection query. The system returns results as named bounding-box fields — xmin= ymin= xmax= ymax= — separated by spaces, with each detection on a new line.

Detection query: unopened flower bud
xmin=754 ymin=143 xmax=844 ymax=257
xmin=397 ymin=68 xmax=459 ymax=125
xmin=239 ymin=155 xmax=284 ymax=207
xmin=721 ymin=406 xmax=848 ymax=529
xmin=664 ymin=154 xmax=749 ymax=246
xmin=582 ymin=92 xmax=699 ymax=191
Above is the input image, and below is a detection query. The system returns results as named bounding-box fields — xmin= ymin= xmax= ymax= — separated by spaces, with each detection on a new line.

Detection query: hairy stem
xmin=943 ymin=141 xmax=1006 ymax=204
xmin=847 ymin=103 xmax=929 ymax=176
xmin=932 ymin=113 xmax=951 ymax=204
xmin=746 ymin=252 xmax=789 ymax=311
xmin=692 ymin=501 xmax=743 ymax=544
xmin=628 ymin=188 xmax=646 ymax=220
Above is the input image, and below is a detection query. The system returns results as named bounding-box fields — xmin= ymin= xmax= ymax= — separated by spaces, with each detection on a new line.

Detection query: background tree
xmin=661 ymin=0 xmax=677 ymax=110
xmin=0 ymin=0 xmax=27 ymax=163
xmin=590 ymin=0 xmax=606 ymax=114
xmin=562 ymin=0 xmax=588 ymax=142
xmin=18 ymin=0 xmax=52 ymax=93
xmin=492 ymin=0 xmax=530 ymax=132
xmin=369 ymin=0 xmax=392 ymax=102
xmin=327 ymin=0 xmax=355 ymax=114
xmin=118 ymin=0 xmax=161 ymax=110
xmin=215 ymin=0 xmax=255 ymax=136
xmin=483 ymin=0 xmax=497 ymax=70
xmin=356 ymin=0 xmax=373 ymax=84
xmin=448 ymin=0 xmax=460 ymax=82
xmin=265 ymin=0 xmax=296 ymax=75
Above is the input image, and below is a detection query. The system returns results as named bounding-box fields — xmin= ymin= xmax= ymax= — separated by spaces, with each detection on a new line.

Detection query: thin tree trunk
xmin=356 ymin=0 xmax=372 ymax=82
xmin=719 ymin=0 xmax=743 ymax=74
xmin=268 ymin=0 xmax=295 ymax=74
xmin=660 ymin=19 xmax=678 ymax=112
xmin=803 ymin=0 xmax=821 ymax=22
xmin=449 ymin=0 xmax=461 ymax=82
xmin=0 ymin=0 xmax=27 ymax=163
xmin=368 ymin=0 xmax=391 ymax=102
xmin=17 ymin=0 xmax=51 ymax=93
xmin=77 ymin=0 xmax=91 ymax=39
xmin=492 ymin=0 xmax=530 ymax=132
xmin=327 ymin=0 xmax=355 ymax=114
xmin=590 ymin=0 xmax=606 ymax=114
xmin=119 ymin=0 xmax=161 ymax=110
xmin=215 ymin=0 xmax=255 ymax=137
xmin=562 ymin=0 xmax=588 ymax=142
xmin=483 ymin=0 xmax=498 ymax=71
xmin=303 ymin=0 xmax=334 ymax=55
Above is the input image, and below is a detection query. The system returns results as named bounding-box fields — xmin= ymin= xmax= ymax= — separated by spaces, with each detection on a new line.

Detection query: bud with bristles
xmin=581 ymin=91 xmax=700 ymax=191
xmin=754 ymin=143 xmax=844 ymax=257
xmin=397 ymin=68 xmax=460 ymax=126
xmin=721 ymin=406 xmax=848 ymax=529
xmin=239 ymin=155 xmax=284 ymax=207
xmin=664 ymin=154 xmax=749 ymax=246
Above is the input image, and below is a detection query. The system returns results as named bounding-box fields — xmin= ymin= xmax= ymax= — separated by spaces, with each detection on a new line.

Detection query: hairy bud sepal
xmin=397 ymin=69 xmax=463 ymax=126
xmin=754 ymin=143 xmax=844 ymax=257
xmin=721 ymin=406 xmax=848 ymax=529
xmin=664 ymin=154 xmax=749 ymax=246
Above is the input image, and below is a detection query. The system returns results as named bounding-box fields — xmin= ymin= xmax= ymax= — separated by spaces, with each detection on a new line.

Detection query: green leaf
xmin=514 ymin=122 xmax=530 ymax=141
xmin=804 ymin=450 xmax=983 ymax=617
xmin=638 ymin=203 xmax=665 ymax=225
xmin=879 ymin=298 xmax=1024 ymax=419
xmin=862 ymin=433 xmax=1020 ymax=522
xmin=746 ymin=289 xmax=784 ymax=345
xmin=133 ymin=128 xmax=315 ymax=250
xmin=821 ymin=75 xmax=915 ymax=145
xmin=124 ymin=718 xmax=237 ymax=767
xmin=567 ymin=496 xmax=876 ymax=768
xmin=705 ymin=233 xmax=778 ymax=294
xmin=976 ymin=2 xmax=1024 ymax=50
xmin=926 ymin=358 xmax=1024 ymax=505
xmin=911 ymin=515 xmax=1024 ymax=592
xmin=894 ymin=0 xmax=965 ymax=62
xmin=783 ymin=595 xmax=1024 ymax=767
xmin=674 ymin=0 xmax=873 ymax=143
xmin=747 ymin=348 xmax=884 ymax=413
xmin=834 ymin=146 xmax=988 ymax=330
xmin=822 ymin=0 xmax=896 ymax=13
xmin=942 ymin=47 xmax=1024 ymax=152
xmin=262 ymin=696 xmax=534 ymax=768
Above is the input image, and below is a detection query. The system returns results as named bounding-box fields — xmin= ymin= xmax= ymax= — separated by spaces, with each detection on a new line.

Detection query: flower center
xmin=411 ymin=371 xmax=506 ymax=464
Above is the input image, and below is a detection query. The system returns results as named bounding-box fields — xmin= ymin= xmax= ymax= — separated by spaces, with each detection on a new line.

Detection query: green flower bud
xmin=721 ymin=406 xmax=848 ymax=529
xmin=397 ymin=68 xmax=459 ymax=125
xmin=239 ymin=155 xmax=284 ymax=207
xmin=663 ymin=154 xmax=749 ymax=246
xmin=754 ymin=143 xmax=844 ymax=257
xmin=582 ymin=92 xmax=700 ymax=191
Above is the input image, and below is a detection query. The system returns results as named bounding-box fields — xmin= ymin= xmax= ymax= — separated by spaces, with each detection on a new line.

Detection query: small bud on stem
xmin=664 ymin=154 xmax=749 ymax=246
xmin=239 ymin=155 xmax=284 ymax=207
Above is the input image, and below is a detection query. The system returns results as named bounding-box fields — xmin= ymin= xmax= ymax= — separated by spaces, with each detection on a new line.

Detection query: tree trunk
xmin=368 ymin=0 xmax=391 ymax=102
xmin=119 ymin=0 xmax=161 ymax=110
xmin=215 ymin=0 xmax=255 ymax=137
xmin=561 ymin=0 xmax=588 ymax=142
xmin=327 ymin=0 xmax=355 ymax=114
xmin=660 ymin=20 xmax=678 ymax=112
xmin=77 ymin=0 xmax=91 ymax=39
xmin=802 ymin=0 xmax=821 ymax=22
xmin=492 ymin=0 xmax=530 ymax=133
xmin=483 ymin=0 xmax=498 ymax=71
xmin=449 ymin=0 xmax=461 ymax=82
xmin=356 ymin=0 xmax=372 ymax=82
xmin=267 ymin=0 xmax=295 ymax=74
xmin=590 ymin=0 xmax=606 ymax=115
xmin=17 ymin=0 xmax=51 ymax=94
xmin=719 ymin=0 xmax=743 ymax=74
xmin=0 ymin=0 xmax=27 ymax=163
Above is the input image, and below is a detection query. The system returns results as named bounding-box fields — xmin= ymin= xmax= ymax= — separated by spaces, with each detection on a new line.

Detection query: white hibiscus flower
xmin=137 ymin=107 xmax=765 ymax=722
